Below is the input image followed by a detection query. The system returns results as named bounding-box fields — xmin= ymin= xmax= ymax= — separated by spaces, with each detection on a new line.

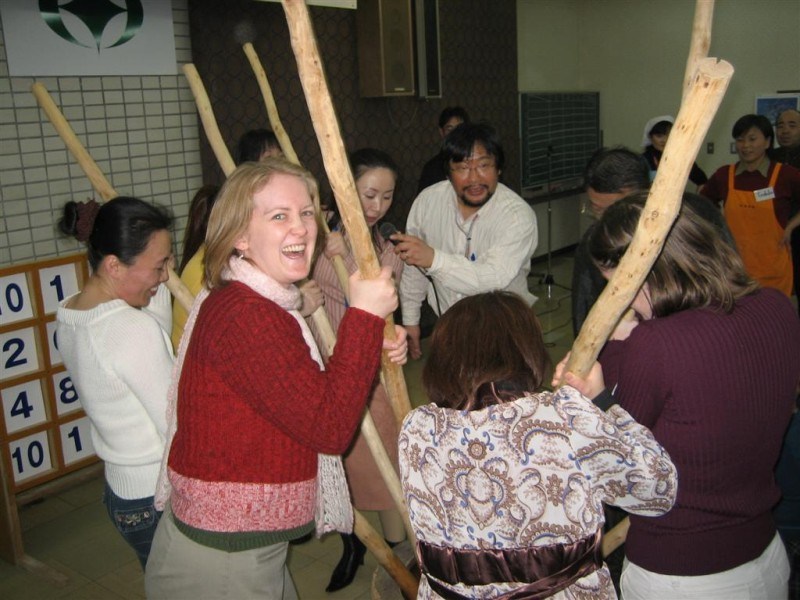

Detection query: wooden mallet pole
xmin=281 ymin=0 xmax=412 ymax=428
xmin=683 ymin=0 xmax=715 ymax=102
xmin=242 ymin=42 xmax=301 ymax=165
xmin=182 ymin=64 xmax=237 ymax=177
xmin=31 ymin=82 xmax=195 ymax=314
xmin=563 ymin=58 xmax=732 ymax=384
xmin=586 ymin=58 xmax=733 ymax=559
xmin=241 ymin=42 xmax=352 ymax=295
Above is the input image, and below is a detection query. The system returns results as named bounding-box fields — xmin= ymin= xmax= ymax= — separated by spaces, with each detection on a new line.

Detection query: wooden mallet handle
xmin=31 ymin=83 xmax=194 ymax=314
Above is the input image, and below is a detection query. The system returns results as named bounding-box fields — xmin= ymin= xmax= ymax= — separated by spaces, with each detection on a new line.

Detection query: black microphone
xmin=379 ymin=221 xmax=401 ymax=245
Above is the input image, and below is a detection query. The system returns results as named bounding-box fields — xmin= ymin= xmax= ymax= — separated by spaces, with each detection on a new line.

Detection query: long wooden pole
xmin=242 ymin=46 xmax=415 ymax=537
xmin=241 ymin=42 xmax=352 ymax=296
xmin=279 ymin=2 xmax=417 ymax=594
xmin=242 ymin=42 xmax=301 ymax=165
xmin=31 ymin=83 xmax=195 ymax=314
xmin=181 ymin=64 xmax=237 ymax=177
xmin=683 ymin=0 xmax=715 ymax=102
xmin=281 ymin=0 xmax=412 ymax=429
xmin=589 ymin=58 xmax=733 ymax=560
xmin=563 ymin=58 xmax=732 ymax=384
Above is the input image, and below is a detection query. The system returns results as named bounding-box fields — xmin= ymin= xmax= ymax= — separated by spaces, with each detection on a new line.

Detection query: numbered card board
xmin=0 ymin=255 xmax=97 ymax=492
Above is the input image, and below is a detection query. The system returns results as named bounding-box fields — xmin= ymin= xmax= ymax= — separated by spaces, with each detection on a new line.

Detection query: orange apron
xmin=724 ymin=163 xmax=793 ymax=296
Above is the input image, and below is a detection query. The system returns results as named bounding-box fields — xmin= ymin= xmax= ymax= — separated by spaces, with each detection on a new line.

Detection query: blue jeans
xmin=103 ymin=483 xmax=162 ymax=569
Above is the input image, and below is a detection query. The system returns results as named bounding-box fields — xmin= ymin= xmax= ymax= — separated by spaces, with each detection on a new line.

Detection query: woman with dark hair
xmin=171 ymin=184 xmax=219 ymax=348
xmin=399 ymin=291 xmax=677 ymax=599
xmin=179 ymin=184 xmax=220 ymax=274
xmin=310 ymin=148 xmax=406 ymax=591
xmin=560 ymin=193 xmax=800 ymax=599
xmin=56 ymin=196 xmax=174 ymax=569
xmin=640 ymin=115 xmax=707 ymax=187
xmin=236 ymin=128 xmax=282 ymax=164
xmin=701 ymin=113 xmax=800 ymax=296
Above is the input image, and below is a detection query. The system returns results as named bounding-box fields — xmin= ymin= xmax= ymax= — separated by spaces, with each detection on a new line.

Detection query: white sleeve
xmin=108 ymin=310 xmax=174 ymax=438
xmin=399 ymin=196 xmax=430 ymax=326
xmin=142 ymin=283 xmax=173 ymax=338
xmin=428 ymin=201 xmax=537 ymax=295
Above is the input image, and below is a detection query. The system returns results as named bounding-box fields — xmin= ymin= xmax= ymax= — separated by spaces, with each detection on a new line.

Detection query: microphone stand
xmin=540 ymin=146 xmax=557 ymax=298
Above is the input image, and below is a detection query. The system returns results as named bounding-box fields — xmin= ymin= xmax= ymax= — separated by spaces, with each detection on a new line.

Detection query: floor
xmin=0 ymin=251 xmax=576 ymax=600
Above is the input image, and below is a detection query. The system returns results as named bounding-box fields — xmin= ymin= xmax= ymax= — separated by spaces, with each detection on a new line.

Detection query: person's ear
xmin=234 ymin=234 xmax=249 ymax=256
xmin=104 ymin=254 xmax=122 ymax=274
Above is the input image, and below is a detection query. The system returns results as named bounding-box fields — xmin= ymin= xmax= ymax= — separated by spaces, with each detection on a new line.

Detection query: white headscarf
xmin=641 ymin=115 xmax=675 ymax=147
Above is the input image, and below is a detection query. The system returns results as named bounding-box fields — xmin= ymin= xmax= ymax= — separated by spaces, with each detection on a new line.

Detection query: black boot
xmin=325 ymin=532 xmax=366 ymax=592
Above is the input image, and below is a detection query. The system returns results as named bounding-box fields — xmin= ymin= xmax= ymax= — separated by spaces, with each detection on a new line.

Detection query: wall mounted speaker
xmin=415 ymin=0 xmax=441 ymax=98
xmin=357 ymin=0 xmax=415 ymax=97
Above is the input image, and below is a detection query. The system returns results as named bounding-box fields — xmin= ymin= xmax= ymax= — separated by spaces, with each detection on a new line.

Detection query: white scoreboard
xmin=0 ymin=255 xmax=97 ymax=492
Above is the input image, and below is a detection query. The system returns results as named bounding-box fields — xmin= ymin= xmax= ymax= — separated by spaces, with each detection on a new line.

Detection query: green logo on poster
xmin=39 ymin=0 xmax=144 ymax=52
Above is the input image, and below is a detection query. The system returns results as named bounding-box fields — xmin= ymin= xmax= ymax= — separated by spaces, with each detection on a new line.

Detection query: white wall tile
xmin=0 ymin=0 xmax=201 ymax=266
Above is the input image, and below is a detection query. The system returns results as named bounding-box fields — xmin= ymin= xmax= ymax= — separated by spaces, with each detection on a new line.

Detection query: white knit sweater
xmin=56 ymin=284 xmax=174 ymax=499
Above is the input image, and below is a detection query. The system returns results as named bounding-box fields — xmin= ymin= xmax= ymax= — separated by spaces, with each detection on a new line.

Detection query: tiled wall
xmin=0 ymin=1 xmax=203 ymax=268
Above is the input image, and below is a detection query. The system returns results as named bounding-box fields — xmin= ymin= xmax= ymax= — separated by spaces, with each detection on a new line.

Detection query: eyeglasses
xmin=450 ymin=158 xmax=496 ymax=177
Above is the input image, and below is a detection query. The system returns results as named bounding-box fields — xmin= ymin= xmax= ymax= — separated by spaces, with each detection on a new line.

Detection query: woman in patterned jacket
xmin=398 ymin=291 xmax=677 ymax=599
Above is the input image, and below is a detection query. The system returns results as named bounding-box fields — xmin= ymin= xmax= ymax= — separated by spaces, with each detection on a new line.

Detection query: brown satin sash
xmin=418 ymin=530 xmax=603 ymax=600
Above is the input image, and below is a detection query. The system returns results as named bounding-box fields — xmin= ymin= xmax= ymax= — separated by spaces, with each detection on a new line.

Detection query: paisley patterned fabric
xmin=399 ymin=385 xmax=677 ymax=599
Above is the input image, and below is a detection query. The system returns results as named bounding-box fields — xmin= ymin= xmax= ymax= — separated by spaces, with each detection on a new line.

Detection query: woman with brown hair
xmin=399 ymin=291 xmax=677 ymax=599
xmin=561 ymin=193 xmax=800 ymax=599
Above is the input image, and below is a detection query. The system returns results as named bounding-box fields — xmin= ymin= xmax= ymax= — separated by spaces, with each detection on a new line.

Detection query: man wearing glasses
xmin=391 ymin=122 xmax=538 ymax=359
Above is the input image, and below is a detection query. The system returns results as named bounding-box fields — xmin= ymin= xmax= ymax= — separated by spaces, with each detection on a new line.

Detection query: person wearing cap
xmin=641 ymin=115 xmax=708 ymax=188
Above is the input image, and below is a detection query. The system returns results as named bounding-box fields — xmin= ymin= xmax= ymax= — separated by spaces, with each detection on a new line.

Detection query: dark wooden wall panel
xmin=187 ymin=0 xmax=518 ymax=228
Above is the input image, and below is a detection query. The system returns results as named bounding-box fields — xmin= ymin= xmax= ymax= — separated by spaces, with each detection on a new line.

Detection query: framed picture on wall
xmin=755 ymin=94 xmax=800 ymax=124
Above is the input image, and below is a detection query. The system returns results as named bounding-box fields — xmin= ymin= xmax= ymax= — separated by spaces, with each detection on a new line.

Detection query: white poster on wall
xmin=0 ymin=0 xmax=177 ymax=76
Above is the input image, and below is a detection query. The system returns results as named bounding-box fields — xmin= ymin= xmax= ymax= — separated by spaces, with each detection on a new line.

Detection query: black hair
xmin=732 ymin=114 xmax=774 ymax=148
xmin=648 ymin=120 xmax=673 ymax=137
xmin=438 ymin=106 xmax=470 ymax=129
xmin=59 ymin=196 xmax=172 ymax=271
xmin=235 ymin=129 xmax=281 ymax=165
xmin=327 ymin=148 xmax=401 ymax=250
xmin=584 ymin=146 xmax=650 ymax=193
xmin=349 ymin=147 xmax=400 ymax=183
xmin=180 ymin=184 xmax=220 ymax=273
xmin=442 ymin=122 xmax=505 ymax=172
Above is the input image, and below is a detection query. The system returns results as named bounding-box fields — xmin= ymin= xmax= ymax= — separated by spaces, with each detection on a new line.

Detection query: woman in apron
xmin=701 ymin=113 xmax=800 ymax=296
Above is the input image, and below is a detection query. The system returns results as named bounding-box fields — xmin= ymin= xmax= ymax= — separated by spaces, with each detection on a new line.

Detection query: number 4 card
xmin=1 ymin=379 xmax=48 ymax=435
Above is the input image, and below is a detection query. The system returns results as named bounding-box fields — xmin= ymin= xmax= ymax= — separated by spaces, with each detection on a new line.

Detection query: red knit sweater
xmin=167 ymin=282 xmax=384 ymax=536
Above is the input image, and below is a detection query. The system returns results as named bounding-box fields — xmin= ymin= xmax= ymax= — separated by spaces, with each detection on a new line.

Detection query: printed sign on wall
xmin=1 ymin=0 xmax=176 ymax=76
